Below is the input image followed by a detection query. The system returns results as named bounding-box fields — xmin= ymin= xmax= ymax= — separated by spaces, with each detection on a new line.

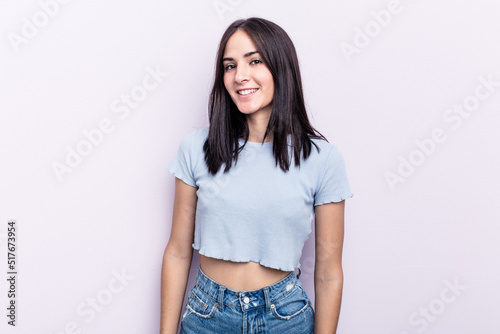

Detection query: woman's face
xmin=222 ymin=30 xmax=274 ymax=118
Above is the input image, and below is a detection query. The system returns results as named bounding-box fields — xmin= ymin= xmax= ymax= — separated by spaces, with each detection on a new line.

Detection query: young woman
xmin=160 ymin=17 xmax=353 ymax=334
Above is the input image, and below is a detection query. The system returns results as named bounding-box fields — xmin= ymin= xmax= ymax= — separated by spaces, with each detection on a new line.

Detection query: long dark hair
xmin=203 ymin=17 xmax=328 ymax=175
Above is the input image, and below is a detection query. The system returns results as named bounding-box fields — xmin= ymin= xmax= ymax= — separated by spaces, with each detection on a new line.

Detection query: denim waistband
xmin=194 ymin=265 xmax=302 ymax=313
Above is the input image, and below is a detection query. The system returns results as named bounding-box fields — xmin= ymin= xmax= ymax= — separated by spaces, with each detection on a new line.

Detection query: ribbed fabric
xmin=166 ymin=128 xmax=354 ymax=271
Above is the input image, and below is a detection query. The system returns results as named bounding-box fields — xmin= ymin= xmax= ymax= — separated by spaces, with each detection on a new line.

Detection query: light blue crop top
xmin=166 ymin=128 xmax=354 ymax=272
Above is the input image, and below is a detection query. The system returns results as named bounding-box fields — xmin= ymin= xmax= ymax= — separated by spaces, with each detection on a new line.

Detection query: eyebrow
xmin=222 ymin=51 xmax=260 ymax=62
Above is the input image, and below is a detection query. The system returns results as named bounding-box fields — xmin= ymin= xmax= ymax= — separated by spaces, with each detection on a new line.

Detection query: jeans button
xmin=243 ymin=296 xmax=250 ymax=304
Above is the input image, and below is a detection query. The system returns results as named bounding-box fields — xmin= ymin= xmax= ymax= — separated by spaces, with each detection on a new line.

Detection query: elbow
xmin=164 ymin=241 xmax=193 ymax=262
xmin=314 ymin=264 xmax=343 ymax=285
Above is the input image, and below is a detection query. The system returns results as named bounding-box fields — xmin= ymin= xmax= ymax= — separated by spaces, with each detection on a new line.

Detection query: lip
xmin=236 ymin=88 xmax=258 ymax=99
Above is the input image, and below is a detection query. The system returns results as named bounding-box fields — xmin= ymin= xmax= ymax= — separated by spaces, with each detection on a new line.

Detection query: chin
xmin=235 ymin=105 xmax=256 ymax=114
xmin=237 ymin=104 xmax=269 ymax=114
xmin=238 ymin=108 xmax=255 ymax=114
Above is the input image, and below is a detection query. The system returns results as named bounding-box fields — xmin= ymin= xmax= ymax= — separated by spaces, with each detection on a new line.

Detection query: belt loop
xmin=263 ymin=287 xmax=272 ymax=313
xmin=217 ymin=286 xmax=225 ymax=312
xmin=296 ymin=268 xmax=301 ymax=279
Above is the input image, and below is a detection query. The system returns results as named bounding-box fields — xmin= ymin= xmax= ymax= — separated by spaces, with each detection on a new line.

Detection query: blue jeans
xmin=179 ymin=265 xmax=314 ymax=334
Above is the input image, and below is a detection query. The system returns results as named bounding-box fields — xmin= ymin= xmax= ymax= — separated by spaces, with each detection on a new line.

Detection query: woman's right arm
xmin=160 ymin=177 xmax=198 ymax=334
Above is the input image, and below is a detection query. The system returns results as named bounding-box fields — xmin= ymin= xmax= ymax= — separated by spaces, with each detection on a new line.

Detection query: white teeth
xmin=238 ymin=88 xmax=258 ymax=95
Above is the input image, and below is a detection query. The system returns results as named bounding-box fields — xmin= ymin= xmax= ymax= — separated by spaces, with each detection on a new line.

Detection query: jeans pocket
xmin=185 ymin=288 xmax=218 ymax=319
xmin=271 ymin=285 xmax=311 ymax=320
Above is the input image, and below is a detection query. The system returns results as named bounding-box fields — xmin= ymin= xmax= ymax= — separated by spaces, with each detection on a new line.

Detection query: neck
xmin=246 ymin=111 xmax=273 ymax=142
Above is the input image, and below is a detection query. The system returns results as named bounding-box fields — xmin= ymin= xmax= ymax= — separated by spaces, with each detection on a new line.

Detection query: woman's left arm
xmin=313 ymin=200 xmax=345 ymax=334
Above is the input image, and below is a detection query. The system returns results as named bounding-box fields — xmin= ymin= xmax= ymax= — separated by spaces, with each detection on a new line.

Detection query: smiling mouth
xmin=237 ymin=88 xmax=258 ymax=95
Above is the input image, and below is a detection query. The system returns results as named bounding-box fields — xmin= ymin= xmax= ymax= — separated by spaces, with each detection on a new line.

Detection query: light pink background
xmin=1 ymin=0 xmax=499 ymax=333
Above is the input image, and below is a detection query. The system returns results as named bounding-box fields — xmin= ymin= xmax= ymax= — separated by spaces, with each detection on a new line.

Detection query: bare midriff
xmin=200 ymin=254 xmax=293 ymax=291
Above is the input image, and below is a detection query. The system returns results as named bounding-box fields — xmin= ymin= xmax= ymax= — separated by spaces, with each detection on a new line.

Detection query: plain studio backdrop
xmin=1 ymin=0 xmax=499 ymax=333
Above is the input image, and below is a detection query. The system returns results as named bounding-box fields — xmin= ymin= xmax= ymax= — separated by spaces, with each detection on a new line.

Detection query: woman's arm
xmin=160 ymin=178 xmax=198 ymax=334
xmin=313 ymin=200 xmax=345 ymax=334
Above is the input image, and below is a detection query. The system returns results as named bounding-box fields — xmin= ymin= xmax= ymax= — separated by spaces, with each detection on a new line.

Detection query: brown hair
xmin=203 ymin=17 xmax=327 ymax=175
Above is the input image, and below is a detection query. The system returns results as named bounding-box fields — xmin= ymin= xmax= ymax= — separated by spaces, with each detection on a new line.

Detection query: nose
xmin=234 ymin=64 xmax=249 ymax=83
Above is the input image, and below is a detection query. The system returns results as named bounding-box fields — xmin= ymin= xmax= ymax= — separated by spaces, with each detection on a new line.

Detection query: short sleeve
xmin=314 ymin=145 xmax=354 ymax=206
xmin=166 ymin=130 xmax=198 ymax=187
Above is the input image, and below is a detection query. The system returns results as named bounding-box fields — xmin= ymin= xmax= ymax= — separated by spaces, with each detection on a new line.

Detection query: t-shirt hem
xmin=166 ymin=167 xmax=197 ymax=188
xmin=314 ymin=192 xmax=354 ymax=206
xmin=193 ymin=245 xmax=296 ymax=272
